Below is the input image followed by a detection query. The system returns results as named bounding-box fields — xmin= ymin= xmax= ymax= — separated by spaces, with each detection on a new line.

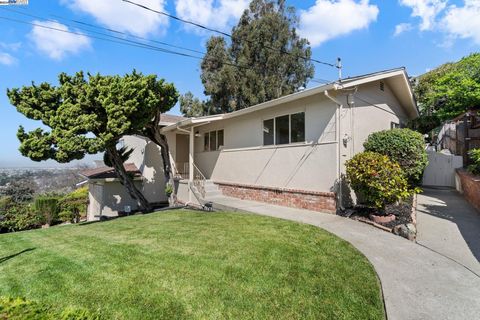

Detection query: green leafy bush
xmin=165 ymin=183 xmax=173 ymax=196
xmin=363 ymin=128 xmax=428 ymax=185
xmin=468 ymin=149 xmax=480 ymax=175
xmin=35 ymin=196 xmax=61 ymax=226
xmin=0 ymin=297 xmax=100 ymax=320
xmin=346 ymin=152 xmax=412 ymax=209
xmin=58 ymin=187 xmax=88 ymax=223
xmin=0 ymin=203 xmax=43 ymax=233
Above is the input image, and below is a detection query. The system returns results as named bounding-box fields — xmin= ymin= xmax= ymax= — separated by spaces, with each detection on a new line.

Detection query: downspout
xmin=189 ymin=127 xmax=194 ymax=203
xmin=324 ymin=90 xmax=344 ymax=210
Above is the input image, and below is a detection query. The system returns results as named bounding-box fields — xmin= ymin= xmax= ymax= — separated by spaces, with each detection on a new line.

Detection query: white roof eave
xmin=160 ymin=68 xmax=419 ymax=131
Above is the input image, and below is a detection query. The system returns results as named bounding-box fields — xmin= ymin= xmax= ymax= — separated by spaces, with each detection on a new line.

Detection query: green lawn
xmin=0 ymin=210 xmax=384 ymax=319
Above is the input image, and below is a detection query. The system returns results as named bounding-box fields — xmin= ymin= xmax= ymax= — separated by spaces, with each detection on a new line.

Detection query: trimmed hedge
xmin=58 ymin=187 xmax=88 ymax=223
xmin=34 ymin=196 xmax=60 ymax=226
xmin=346 ymin=152 xmax=412 ymax=209
xmin=0 ymin=202 xmax=43 ymax=233
xmin=363 ymin=128 xmax=428 ymax=185
xmin=0 ymin=297 xmax=100 ymax=320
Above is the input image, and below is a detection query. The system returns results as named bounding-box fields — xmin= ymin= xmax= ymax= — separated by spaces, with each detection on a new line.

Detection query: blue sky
xmin=0 ymin=0 xmax=478 ymax=167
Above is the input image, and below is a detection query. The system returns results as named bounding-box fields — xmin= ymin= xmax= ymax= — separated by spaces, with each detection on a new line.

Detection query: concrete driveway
xmin=417 ymin=188 xmax=480 ymax=276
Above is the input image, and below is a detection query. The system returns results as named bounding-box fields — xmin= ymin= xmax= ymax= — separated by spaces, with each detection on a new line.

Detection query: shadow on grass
xmin=0 ymin=248 xmax=35 ymax=265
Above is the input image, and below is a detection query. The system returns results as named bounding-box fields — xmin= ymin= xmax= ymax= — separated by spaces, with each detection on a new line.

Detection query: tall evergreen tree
xmin=180 ymin=0 xmax=314 ymax=116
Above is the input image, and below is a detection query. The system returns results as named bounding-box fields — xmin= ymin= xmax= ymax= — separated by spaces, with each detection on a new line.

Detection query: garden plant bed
xmin=339 ymin=195 xmax=417 ymax=240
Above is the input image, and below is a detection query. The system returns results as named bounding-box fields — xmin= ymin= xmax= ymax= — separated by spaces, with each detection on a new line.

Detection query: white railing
xmin=192 ymin=162 xmax=206 ymax=198
xmin=173 ymin=162 xmax=189 ymax=180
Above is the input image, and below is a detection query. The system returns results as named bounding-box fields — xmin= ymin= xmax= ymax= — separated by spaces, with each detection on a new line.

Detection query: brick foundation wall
xmin=456 ymin=169 xmax=480 ymax=212
xmin=215 ymin=181 xmax=337 ymax=213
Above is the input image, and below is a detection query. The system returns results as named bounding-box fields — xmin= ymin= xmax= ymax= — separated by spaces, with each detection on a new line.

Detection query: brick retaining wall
xmin=215 ymin=181 xmax=337 ymax=213
xmin=456 ymin=169 xmax=480 ymax=212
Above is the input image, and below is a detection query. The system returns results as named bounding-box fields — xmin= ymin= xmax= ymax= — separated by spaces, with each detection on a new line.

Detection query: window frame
xmin=203 ymin=129 xmax=224 ymax=152
xmin=263 ymin=111 xmax=306 ymax=146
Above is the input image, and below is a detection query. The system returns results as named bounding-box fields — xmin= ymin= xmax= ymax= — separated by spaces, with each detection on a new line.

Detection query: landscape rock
xmin=393 ymin=223 xmax=417 ymax=241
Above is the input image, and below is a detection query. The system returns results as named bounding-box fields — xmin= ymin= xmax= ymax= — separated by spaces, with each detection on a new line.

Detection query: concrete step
xmin=204 ymin=185 xmax=220 ymax=192
xmin=205 ymin=190 xmax=223 ymax=197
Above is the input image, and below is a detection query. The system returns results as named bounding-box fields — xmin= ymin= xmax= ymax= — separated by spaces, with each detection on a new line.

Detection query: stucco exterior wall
xmin=87 ymin=180 xmax=141 ymax=220
xmin=350 ymin=81 xmax=409 ymax=155
xmin=121 ymin=135 xmax=167 ymax=204
xmin=175 ymin=180 xmax=201 ymax=206
xmin=193 ymin=94 xmax=338 ymax=193
xmin=187 ymin=82 xmax=412 ymax=198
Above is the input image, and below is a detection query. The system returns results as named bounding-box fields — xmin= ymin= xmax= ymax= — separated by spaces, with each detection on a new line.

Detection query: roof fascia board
xmin=338 ymin=70 xmax=404 ymax=89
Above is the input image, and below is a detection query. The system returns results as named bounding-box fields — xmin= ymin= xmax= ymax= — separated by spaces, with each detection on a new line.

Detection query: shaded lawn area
xmin=0 ymin=210 xmax=384 ymax=319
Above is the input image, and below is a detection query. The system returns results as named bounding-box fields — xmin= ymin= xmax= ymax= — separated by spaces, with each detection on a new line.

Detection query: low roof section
xmin=80 ymin=163 xmax=142 ymax=180
xmin=161 ymin=67 xmax=419 ymax=133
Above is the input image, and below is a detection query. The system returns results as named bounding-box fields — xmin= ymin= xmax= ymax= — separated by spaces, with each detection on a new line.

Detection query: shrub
xmin=363 ymin=128 xmax=428 ymax=185
xmin=346 ymin=152 xmax=412 ymax=209
xmin=0 ymin=182 xmax=35 ymax=203
xmin=0 ymin=203 xmax=43 ymax=233
xmin=35 ymin=196 xmax=60 ymax=226
xmin=468 ymin=149 xmax=480 ymax=175
xmin=0 ymin=297 xmax=100 ymax=320
xmin=58 ymin=187 xmax=88 ymax=223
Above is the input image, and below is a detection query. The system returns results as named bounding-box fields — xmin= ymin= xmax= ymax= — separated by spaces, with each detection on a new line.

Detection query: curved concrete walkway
xmin=417 ymin=188 xmax=480 ymax=276
xmin=209 ymin=195 xmax=480 ymax=320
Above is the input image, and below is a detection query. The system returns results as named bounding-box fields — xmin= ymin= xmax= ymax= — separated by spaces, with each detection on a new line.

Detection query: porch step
xmin=205 ymin=190 xmax=223 ymax=198
xmin=203 ymin=180 xmax=222 ymax=198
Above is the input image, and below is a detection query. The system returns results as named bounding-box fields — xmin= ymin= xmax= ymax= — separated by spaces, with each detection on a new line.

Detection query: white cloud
xmin=442 ymin=0 xmax=480 ymax=45
xmin=0 ymin=52 xmax=16 ymax=66
xmin=399 ymin=0 xmax=447 ymax=31
xmin=62 ymin=0 xmax=168 ymax=36
xmin=298 ymin=0 xmax=379 ymax=47
xmin=394 ymin=22 xmax=413 ymax=36
xmin=0 ymin=42 xmax=21 ymax=51
xmin=175 ymin=0 xmax=249 ymax=33
xmin=29 ymin=20 xmax=91 ymax=60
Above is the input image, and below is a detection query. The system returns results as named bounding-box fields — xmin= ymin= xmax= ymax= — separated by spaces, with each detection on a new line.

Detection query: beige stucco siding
xmin=192 ymin=94 xmax=338 ymax=192
xmin=121 ymin=135 xmax=167 ymax=203
xmin=87 ymin=180 xmax=141 ymax=220
xmin=350 ymin=81 xmax=409 ymax=155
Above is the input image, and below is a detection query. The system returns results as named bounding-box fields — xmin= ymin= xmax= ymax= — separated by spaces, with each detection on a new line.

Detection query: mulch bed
xmin=338 ymin=196 xmax=414 ymax=230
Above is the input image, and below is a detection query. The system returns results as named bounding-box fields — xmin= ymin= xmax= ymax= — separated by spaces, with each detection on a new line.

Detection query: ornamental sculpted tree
xmin=180 ymin=0 xmax=315 ymax=116
xmin=7 ymin=71 xmax=178 ymax=212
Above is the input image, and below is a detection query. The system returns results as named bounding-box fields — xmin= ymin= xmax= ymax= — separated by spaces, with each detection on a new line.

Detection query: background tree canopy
xmin=413 ymin=53 xmax=480 ymax=133
xmin=180 ymin=0 xmax=315 ymax=116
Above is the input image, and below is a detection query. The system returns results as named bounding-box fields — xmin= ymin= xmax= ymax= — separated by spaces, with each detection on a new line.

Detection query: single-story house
xmin=83 ymin=68 xmax=419 ymax=220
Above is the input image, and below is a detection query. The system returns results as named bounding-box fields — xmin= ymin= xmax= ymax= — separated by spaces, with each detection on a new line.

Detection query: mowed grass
xmin=0 ymin=210 xmax=384 ymax=319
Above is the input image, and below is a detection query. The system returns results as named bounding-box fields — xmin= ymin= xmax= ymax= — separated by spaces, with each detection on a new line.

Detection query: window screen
xmin=290 ymin=112 xmax=305 ymax=143
xmin=275 ymin=115 xmax=290 ymax=145
xmin=217 ymin=130 xmax=224 ymax=149
xmin=263 ymin=119 xmax=274 ymax=146
xmin=210 ymin=131 xmax=217 ymax=151
xmin=204 ymin=132 xmax=210 ymax=151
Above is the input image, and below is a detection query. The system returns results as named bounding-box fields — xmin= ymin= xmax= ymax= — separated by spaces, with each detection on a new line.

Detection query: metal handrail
xmin=169 ymin=155 xmax=181 ymax=178
xmin=192 ymin=162 xmax=206 ymax=198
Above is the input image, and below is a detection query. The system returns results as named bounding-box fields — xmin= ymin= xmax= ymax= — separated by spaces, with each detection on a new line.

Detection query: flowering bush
xmin=346 ymin=152 xmax=412 ymax=209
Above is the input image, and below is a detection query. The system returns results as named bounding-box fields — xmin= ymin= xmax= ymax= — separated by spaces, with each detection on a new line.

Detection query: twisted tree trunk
xmin=144 ymin=126 xmax=176 ymax=206
xmin=106 ymin=146 xmax=152 ymax=213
